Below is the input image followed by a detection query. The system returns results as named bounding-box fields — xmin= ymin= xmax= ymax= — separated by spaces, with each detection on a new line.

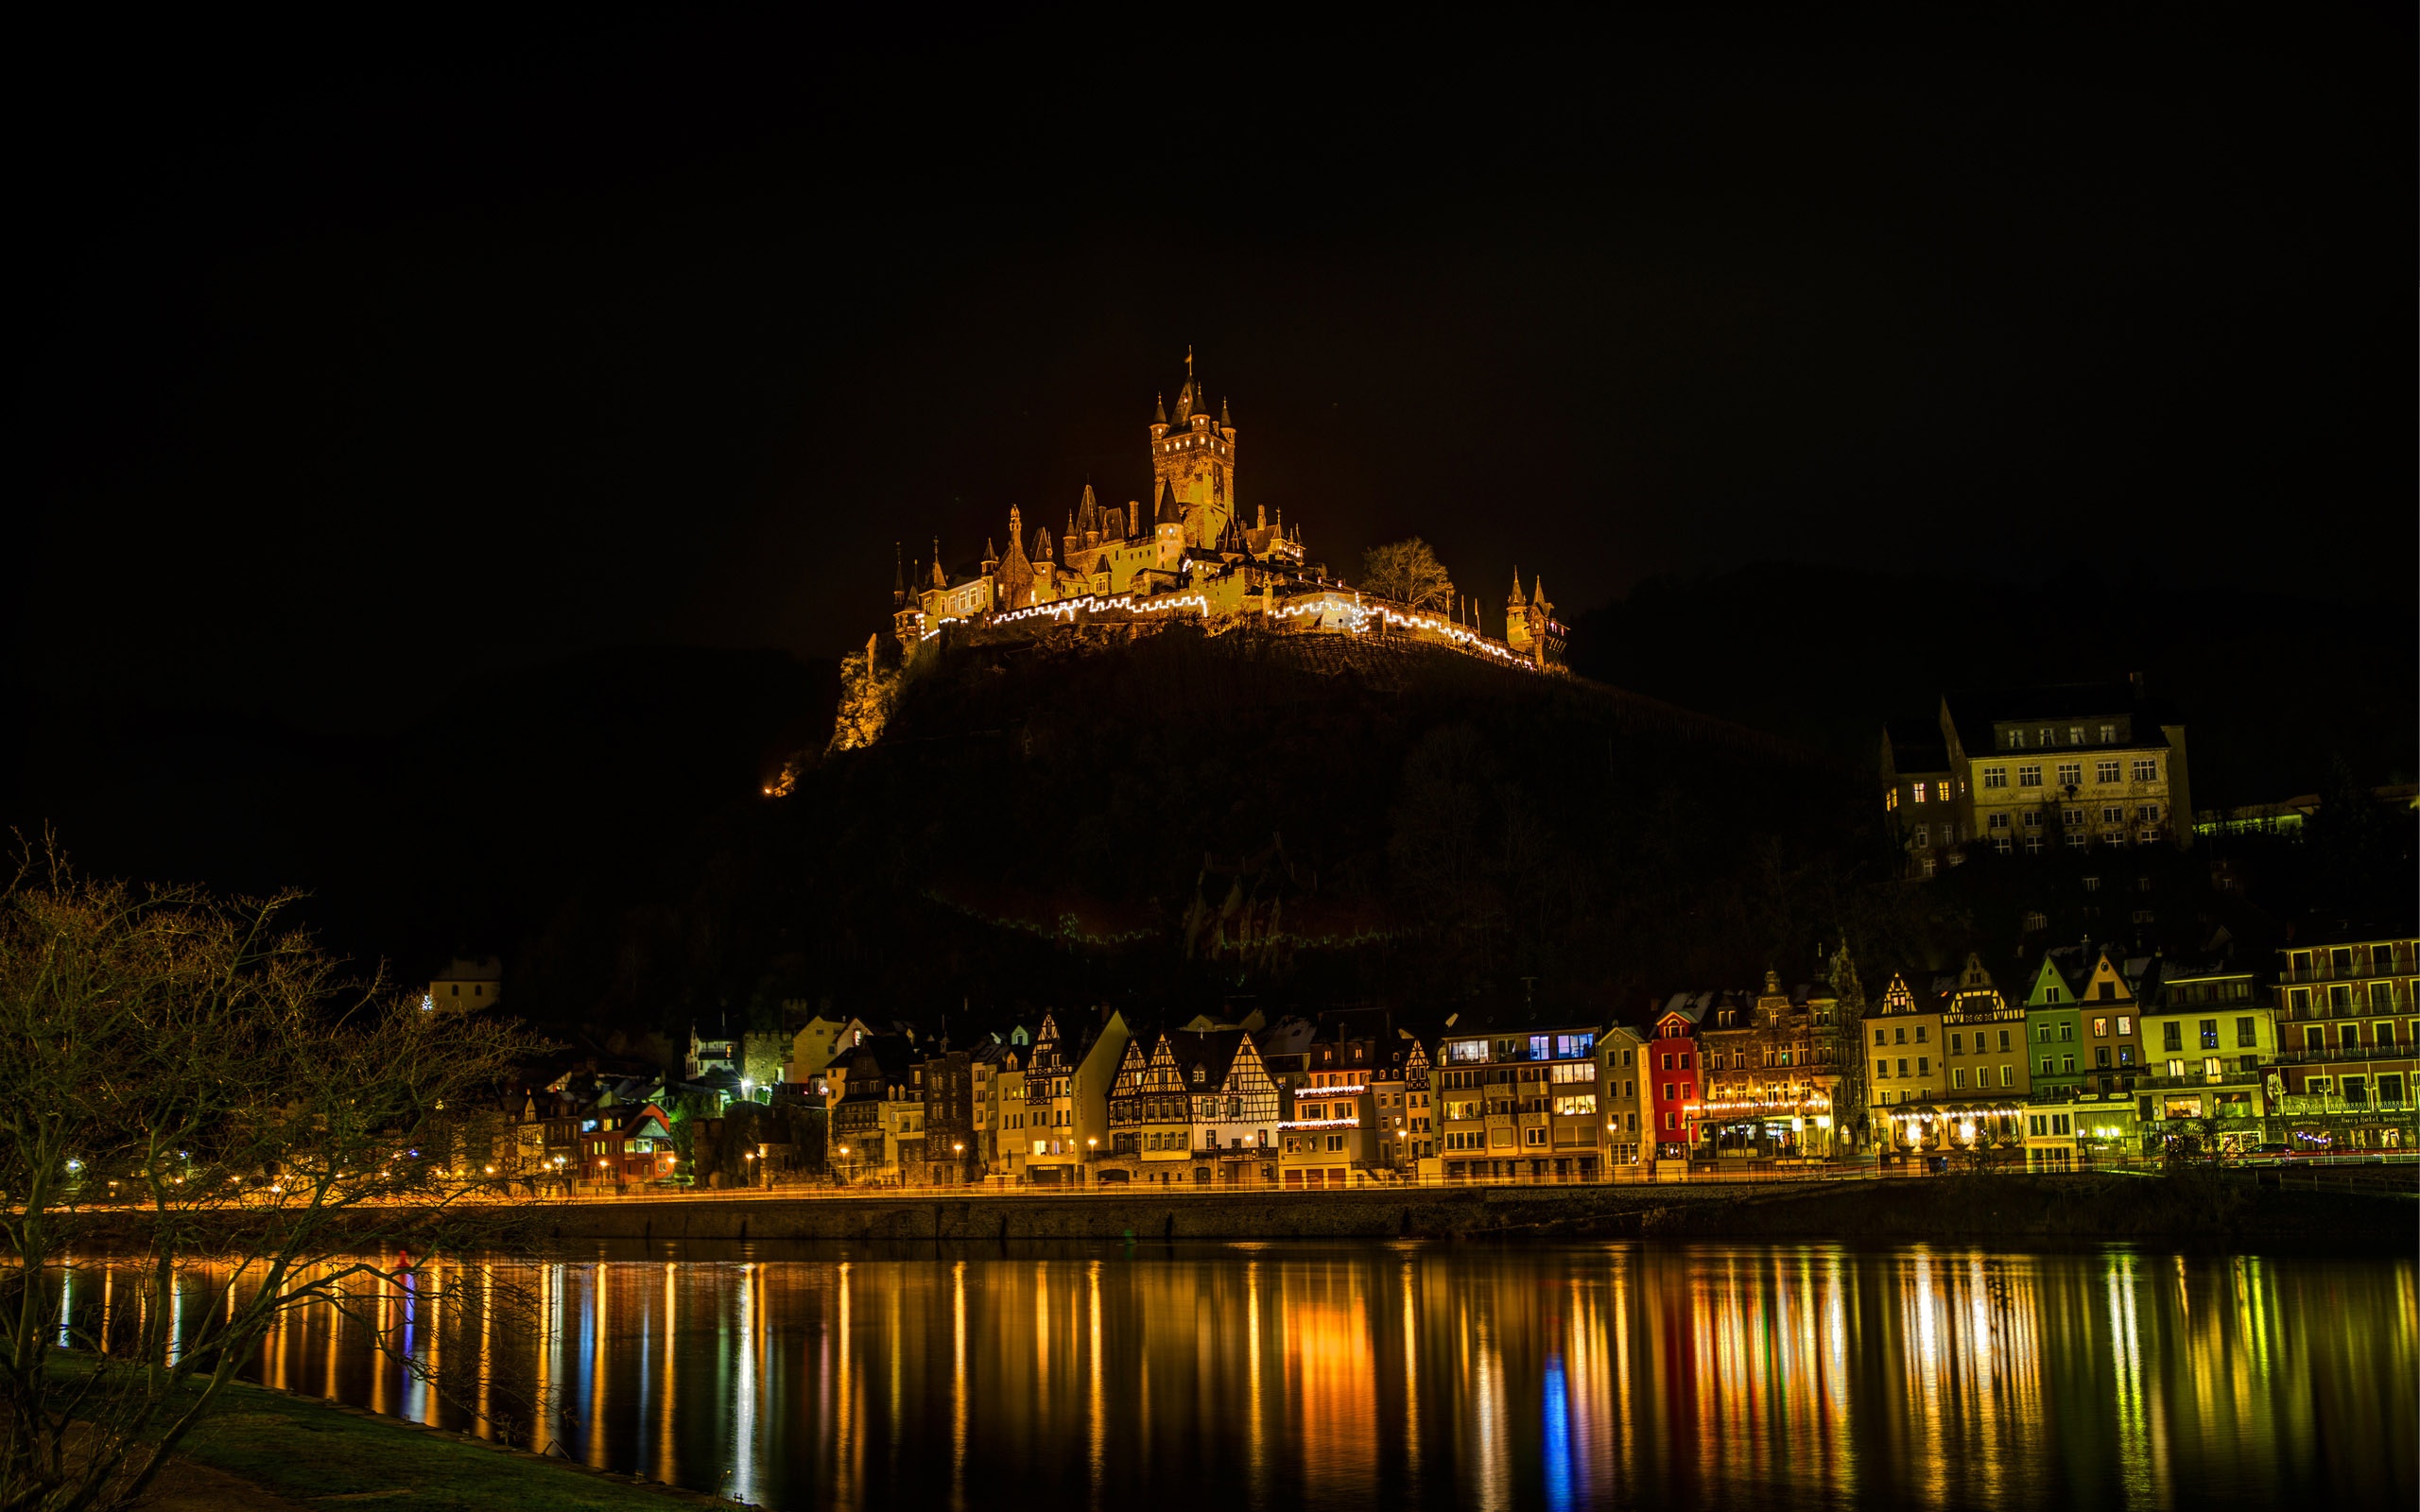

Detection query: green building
xmin=2021 ymin=945 xmax=2143 ymax=1166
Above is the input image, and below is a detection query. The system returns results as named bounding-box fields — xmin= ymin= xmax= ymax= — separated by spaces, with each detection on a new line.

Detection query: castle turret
xmin=1154 ymin=480 xmax=1185 ymax=573
xmin=930 ymin=539 xmax=946 ymax=591
xmin=1506 ymin=567 xmax=1533 ymax=655
xmin=891 ymin=541 xmax=905 ymax=609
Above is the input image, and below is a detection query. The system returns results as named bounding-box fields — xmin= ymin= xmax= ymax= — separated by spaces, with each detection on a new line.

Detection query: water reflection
xmin=51 ymin=1242 xmax=2415 ymax=1511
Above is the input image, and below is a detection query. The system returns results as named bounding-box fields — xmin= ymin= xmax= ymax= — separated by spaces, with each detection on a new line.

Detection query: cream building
xmin=1937 ymin=682 xmax=2192 ymax=858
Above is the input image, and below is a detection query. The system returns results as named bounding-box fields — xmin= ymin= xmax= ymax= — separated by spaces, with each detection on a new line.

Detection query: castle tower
xmin=890 ymin=542 xmax=923 ymax=650
xmin=1153 ymin=480 xmax=1186 ymax=574
xmin=1148 ymin=347 xmax=1237 ymax=552
xmin=1509 ymin=573 xmax=1564 ymax=669
xmin=1505 ymin=566 xmax=1532 ymax=655
xmin=996 ymin=507 xmax=1034 ymax=609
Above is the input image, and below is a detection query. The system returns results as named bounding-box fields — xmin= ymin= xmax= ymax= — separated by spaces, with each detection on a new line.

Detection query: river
xmin=58 ymin=1240 xmax=2417 ymax=1510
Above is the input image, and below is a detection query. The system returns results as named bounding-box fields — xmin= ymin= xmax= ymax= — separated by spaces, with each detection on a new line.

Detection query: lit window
xmin=2068 ymin=727 xmax=2083 ymax=745
xmin=2100 ymin=724 xmax=2117 ymax=742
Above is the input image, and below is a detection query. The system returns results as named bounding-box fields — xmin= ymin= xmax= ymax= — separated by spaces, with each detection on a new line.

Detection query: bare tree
xmin=1359 ymin=538 xmax=1456 ymax=612
xmin=0 ymin=843 xmax=548 ymax=1512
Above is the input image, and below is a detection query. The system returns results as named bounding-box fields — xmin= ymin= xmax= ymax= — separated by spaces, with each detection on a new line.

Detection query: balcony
xmin=2275 ymin=1092 xmax=2414 ymax=1118
xmin=2136 ymin=1067 xmax=2267 ymax=1091
xmin=2279 ymin=951 xmax=2414 ymax=986
xmin=2271 ymin=1043 xmax=2417 ymax=1067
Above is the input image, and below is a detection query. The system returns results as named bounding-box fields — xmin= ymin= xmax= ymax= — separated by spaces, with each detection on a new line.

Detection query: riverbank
xmin=516 ymin=1173 xmax=2415 ymax=1247
xmin=164 ymin=1380 xmax=746 ymax=1511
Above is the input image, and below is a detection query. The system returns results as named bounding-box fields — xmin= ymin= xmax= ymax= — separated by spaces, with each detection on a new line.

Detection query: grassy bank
xmin=170 ymin=1381 xmax=741 ymax=1511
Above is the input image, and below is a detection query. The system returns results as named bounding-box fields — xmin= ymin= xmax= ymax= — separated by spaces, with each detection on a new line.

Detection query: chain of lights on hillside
xmin=922 ymin=577 xmax=1546 ymax=671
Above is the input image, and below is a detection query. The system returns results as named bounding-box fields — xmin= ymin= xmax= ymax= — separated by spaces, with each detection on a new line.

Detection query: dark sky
xmin=15 ymin=9 xmax=2412 ymax=731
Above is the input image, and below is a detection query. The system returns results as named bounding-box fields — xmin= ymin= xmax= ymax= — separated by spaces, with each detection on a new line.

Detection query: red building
xmin=579 ymin=1103 xmax=681 ymax=1188
xmin=1646 ymin=1002 xmax=1704 ymax=1160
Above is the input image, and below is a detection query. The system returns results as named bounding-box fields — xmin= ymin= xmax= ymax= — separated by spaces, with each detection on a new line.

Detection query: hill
xmin=582 ymin=622 xmax=1911 ymax=1036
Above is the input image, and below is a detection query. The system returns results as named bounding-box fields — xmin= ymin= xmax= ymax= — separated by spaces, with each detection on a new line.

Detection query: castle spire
xmin=1220 ymin=395 xmax=1231 ymax=427
xmin=997 ymin=512 xmax=1034 ymax=608
xmin=1154 ymin=392 xmax=1167 ymax=424
xmin=1509 ymin=566 xmax=1527 ymax=606
xmin=891 ymin=541 xmax=905 ymax=608
xmin=931 ymin=538 xmax=946 ymax=590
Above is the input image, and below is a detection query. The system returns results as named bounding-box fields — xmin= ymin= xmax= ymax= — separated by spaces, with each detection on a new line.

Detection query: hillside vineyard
xmin=828 ymin=352 xmax=1569 ymax=753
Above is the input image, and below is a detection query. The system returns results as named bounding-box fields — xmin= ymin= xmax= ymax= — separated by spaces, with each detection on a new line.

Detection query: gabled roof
xmin=2023 ymin=947 xmax=2093 ymax=1005
xmin=1652 ymin=998 xmax=1704 ymax=1027
xmin=836 ymin=1034 xmax=917 ymax=1101
xmin=1166 ymin=1028 xmax=1247 ymax=1089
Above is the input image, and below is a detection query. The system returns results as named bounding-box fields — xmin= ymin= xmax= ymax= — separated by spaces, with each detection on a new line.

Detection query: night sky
xmin=17 ymin=9 xmax=2409 ymax=735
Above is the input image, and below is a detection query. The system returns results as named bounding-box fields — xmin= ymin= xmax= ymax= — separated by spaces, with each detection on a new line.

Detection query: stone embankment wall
xmin=537 ymin=1182 xmax=1754 ymax=1245
xmin=533 ymin=1175 xmax=2416 ymax=1248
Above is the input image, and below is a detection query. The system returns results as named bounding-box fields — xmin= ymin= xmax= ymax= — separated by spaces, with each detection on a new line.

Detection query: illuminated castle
xmin=829 ymin=353 xmax=1566 ymax=752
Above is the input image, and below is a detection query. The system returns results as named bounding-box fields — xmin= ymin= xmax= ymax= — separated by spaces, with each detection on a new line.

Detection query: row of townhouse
xmin=746 ymin=920 xmax=2417 ymax=1192
xmin=1850 ymin=925 xmax=2419 ymax=1166
xmin=804 ymin=1005 xmax=1443 ymax=1190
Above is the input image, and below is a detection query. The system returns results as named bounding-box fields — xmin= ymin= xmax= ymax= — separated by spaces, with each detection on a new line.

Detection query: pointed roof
xmin=1533 ymin=575 xmax=1547 ymax=607
xmin=1034 ymin=526 xmax=1053 ymax=562
xmin=1154 ymin=392 xmax=1167 ymax=424
xmin=1174 ymin=347 xmax=1199 ymax=421
xmin=891 ymin=542 xmax=904 ymax=594
xmin=1220 ymin=395 xmax=1231 ymax=427
xmin=1508 ymin=566 xmax=1528 ymax=605
xmin=1154 ymin=480 xmax=1184 ymax=526
xmin=1167 ymin=1027 xmax=1248 ymax=1089
xmin=930 ymin=539 xmax=946 ymax=589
